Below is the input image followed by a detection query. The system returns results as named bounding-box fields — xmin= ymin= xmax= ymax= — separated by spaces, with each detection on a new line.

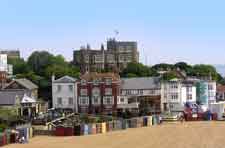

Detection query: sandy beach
xmin=5 ymin=122 xmax=225 ymax=148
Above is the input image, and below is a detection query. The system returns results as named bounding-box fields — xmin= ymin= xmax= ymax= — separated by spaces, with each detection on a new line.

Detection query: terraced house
xmin=77 ymin=72 xmax=120 ymax=114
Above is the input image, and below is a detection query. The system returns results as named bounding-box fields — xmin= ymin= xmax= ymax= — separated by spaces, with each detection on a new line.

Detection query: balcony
xmin=117 ymin=102 xmax=139 ymax=109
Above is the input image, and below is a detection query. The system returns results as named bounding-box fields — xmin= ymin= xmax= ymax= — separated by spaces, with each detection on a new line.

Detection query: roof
xmin=21 ymin=94 xmax=36 ymax=103
xmin=0 ymin=90 xmax=24 ymax=105
xmin=80 ymin=72 xmax=120 ymax=81
xmin=54 ymin=76 xmax=77 ymax=83
xmin=5 ymin=79 xmax=38 ymax=90
xmin=217 ymin=85 xmax=225 ymax=92
xmin=121 ymin=77 xmax=161 ymax=90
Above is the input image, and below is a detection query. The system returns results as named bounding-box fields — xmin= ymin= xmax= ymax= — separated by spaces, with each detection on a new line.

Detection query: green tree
xmin=27 ymin=51 xmax=54 ymax=75
xmin=152 ymin=63 xmax=175 ymax=71
xmin=121 ymin=62 xmax=159 ymax=77
xmin=8 ymin=58 xmax=30 ymax=74
xmin=191 ymin=64 xmax=218 ymax=80
xmin=161 ymin=72 xmax=177 ymax=81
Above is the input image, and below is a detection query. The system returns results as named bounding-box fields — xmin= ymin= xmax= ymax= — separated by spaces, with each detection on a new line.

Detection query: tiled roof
xmin=217 ymin=85 xmax=225 ymax=92
xmin=4 ymin=78 xmax=38 ymax=90
xmin=121 ymin=77 xmax=161 ymax=90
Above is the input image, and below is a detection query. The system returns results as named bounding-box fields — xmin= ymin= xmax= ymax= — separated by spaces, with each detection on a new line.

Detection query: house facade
xmin=52 ymin=76 xmax=78 ymax=112
xmin=0 ymin=78 xmax=38 ymax=117
xmin=161 ymin=79 xmax=197 ymax=112
xmin=77 ymin=72 xmax=120 ymax=114
xmin=119 ymin=77 xmax=161 ymax=114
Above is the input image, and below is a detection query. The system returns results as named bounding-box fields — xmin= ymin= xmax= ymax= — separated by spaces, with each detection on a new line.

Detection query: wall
xmin=52 ymin=82 xmax=77 ymax=112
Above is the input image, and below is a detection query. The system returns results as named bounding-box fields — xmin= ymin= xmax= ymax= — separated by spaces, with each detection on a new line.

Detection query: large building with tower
xmin=73 ymin=39 xmax=139 ymax=74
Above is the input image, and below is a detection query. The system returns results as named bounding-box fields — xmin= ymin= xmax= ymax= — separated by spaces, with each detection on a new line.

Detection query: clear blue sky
xmin=0 ymin=0 xmax=225 ymax=65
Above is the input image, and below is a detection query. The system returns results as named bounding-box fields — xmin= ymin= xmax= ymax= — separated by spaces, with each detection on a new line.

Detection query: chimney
xmin=52 ymin=75 xmax=55 ymax=82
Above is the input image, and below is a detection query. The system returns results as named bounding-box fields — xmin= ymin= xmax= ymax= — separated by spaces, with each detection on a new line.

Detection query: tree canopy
xmin=9 ymin=51 xmax=80 ymax=101
xmin=120 ymin=62 xmax=159 ymax=78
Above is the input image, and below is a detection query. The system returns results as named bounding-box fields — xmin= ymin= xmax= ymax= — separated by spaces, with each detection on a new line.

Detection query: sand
xmin=5 ymin=122 xmax=225 ymax=148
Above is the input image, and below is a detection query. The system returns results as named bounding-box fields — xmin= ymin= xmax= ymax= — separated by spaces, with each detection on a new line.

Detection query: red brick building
xmin=77 ymin=72 xmax=120 ymax=114
xmin=0 ymin=71 xmax=7 ymax=89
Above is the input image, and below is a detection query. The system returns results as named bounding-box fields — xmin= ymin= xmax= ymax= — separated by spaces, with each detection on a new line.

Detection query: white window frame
xmin=81 ymin=79 xmax=87 ymax=86
xmin=103 ymin=96 xmax=114 ymax=105
xmin=79 ymin=96 xmax=89 ymax=105
xmin=80 ymin=89 xmax=88 ymax=96
xmin=57 ymin=85 xmax=62 ymax=92
xmin=105 ymin=88 xmax=112 ymax=95
xmin=92 ymin=87 xmax=100 ymax=96
xmin=68 ymin=85 xmax=73 ymax=92
xmin=92 ymin=96 xmax=101 ymax=105
xmin=105 ymin=78 xmax=112 ymax=85
xmin=57 ymin=97 xmax=62 ymax=105
xmin=68 ymin=97 xmax=73 ymax=105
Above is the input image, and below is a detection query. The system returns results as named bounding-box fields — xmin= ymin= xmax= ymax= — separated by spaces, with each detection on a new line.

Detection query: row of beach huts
xmin=53 ymin=115 xmax=160 ymax=136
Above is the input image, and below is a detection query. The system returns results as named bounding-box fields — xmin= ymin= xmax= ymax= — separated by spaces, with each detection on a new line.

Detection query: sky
xmin=0 ymin=0 xmax=225 ymax=65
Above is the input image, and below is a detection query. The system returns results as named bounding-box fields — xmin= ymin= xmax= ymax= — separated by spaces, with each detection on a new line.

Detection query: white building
xmin=52 ymin=76 xmax=78 ymax=112
xmin=0 ymin=54 xmax=13 ymax=76
xmin=161 ymin=79 xmax=196 ymax=112
xmin=0 ymin=54 xmax=8 ymax=72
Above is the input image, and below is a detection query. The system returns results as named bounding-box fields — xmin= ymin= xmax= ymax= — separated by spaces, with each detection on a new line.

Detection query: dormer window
xmin=93 ymin=79 xmax=100 ymax=85
xmin=81 ymin=79 xmax=86 ymax=85
xmin=105 ymin=78 xmax=112 ymax=85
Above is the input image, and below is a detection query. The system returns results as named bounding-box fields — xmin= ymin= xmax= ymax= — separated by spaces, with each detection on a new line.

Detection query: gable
xmin=54 ymin=76 xmax=77 ymax=83
xmin=5 ymin=81 xmax=27 ymax=90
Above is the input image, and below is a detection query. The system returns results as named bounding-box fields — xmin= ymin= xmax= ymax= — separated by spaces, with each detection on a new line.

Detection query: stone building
xmin=73 ymin=39 xmax=139 ymax=74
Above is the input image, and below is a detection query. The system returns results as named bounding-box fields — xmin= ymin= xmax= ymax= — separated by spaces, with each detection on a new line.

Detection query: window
xmin=79 ymin=97 xmax=89 ymax=105
xmin=57 ymin=85 xmax=61 ymax=92
xmin=126 ymin=90 xmax=131 ymax=95
xmin=149 ymin=90 xmax=155 ymax=95
xmin=93 ymin=79 xmax=100 ymax=85
xmin=171 ymin=93 xmax=178 ymax=100
xmin=81 ymin=79 xmax=86 ymax=85
xmin=92 ymin=96 xmax=100 ymax=105
xmin=94 ymin=54 xmax=104 ymax=63
xmin=80 ymin=89 xmax=88 ymax=96
xmin=120 ymin=97 xmax=124 ymax=103
xmin=107 ymin=54 xmax=115 ymax=63
xmin=57 ymin=97 xmax=62 ymax=105
xmin=85 ymin=55 xmax=89 ymax=63
xmin=92 ymin=87 xmax=100 ymax=96
xmin=69 ymin=97 xmax=73 ymax=105
xmin=187 ymin=87 xmax=192 ymax=93
xmin=170 ymin=83 xmax=178 ymax=89
xmin=68 ymin=85 xmax=73 ymax=92
xmin=187 ymin=94 xmax=192 ymax=100
xmin=208 ymin=84 xmax=213 ymax=90
xmin=103 ymin=96 xmax=114 ymax=105
xmin=131 ymin=90 xmax=138 ymax=95
xmin=105 ymin=88 xmax=112 ymax=95
xmin=105 ymin=78 xmax=112 ymax=85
